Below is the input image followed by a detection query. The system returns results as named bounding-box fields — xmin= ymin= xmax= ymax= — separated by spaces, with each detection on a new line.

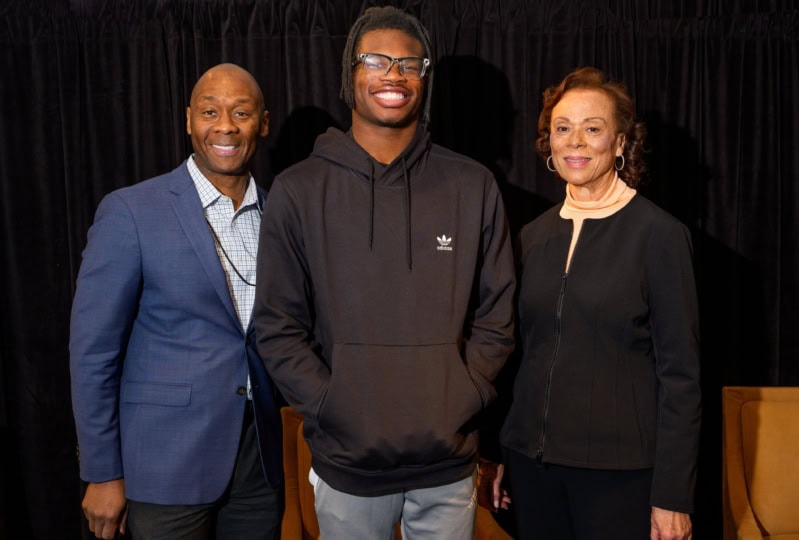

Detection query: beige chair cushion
xmin=741 ymin=400 xmax=799 ymax=536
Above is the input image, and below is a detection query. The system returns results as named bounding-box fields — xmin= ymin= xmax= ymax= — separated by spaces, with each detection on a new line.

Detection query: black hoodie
xmin=254 ymin=125 xmax=515 ymax=495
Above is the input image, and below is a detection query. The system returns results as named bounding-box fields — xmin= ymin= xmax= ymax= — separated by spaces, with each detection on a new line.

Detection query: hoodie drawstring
xmin=368 ymin=160 xmax=375 ymax=251
xmin=365 ymin=157 xmax=412 ymax=271
xmin=402 ymin=158 xmax=412 ymax=271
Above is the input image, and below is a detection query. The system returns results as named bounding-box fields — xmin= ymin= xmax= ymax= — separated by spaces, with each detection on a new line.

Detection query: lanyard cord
xmin=205 ymin=218 xmax=256 ymax=287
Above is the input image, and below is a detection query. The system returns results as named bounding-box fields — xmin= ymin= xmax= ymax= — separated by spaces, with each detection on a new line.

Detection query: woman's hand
xmin=650 ymin=506 xmax=692 ymax=540
xmin=477 ymin=459 xmax=511 ymax=512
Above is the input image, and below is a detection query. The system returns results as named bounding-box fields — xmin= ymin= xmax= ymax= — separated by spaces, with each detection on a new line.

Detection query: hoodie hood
xmin=309 ymin=124 xmax=432 ymax=270
xmin=310 ymin=123 xmax=431 ymax=185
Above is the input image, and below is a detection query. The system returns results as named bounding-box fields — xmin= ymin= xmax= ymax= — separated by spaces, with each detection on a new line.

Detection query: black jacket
xmin=254 ymin=126 xmax=516 ymax=495
xmin=500 ymin=195 xmax=701 ymax=513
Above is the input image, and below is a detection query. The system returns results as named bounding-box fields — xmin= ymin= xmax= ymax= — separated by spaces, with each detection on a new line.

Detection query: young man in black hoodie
xmin=253 ymin=6 xmax=515 ymax=538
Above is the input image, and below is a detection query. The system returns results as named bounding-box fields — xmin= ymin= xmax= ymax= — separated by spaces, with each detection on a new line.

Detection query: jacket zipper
xmin=536 ymin=271 xmax=568 ymax=462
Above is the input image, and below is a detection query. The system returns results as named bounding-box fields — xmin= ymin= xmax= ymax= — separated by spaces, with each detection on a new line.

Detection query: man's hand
xmin=83 ymin=479 xmax=127 ymax=539
xmin=650 ymin=506 xmax=692 ymax=540
xmin=476 ymin=459 xmax=511 ymax=512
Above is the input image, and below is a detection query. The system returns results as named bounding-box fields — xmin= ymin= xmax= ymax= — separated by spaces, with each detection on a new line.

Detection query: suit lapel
xmin=169 ymin=164 xmax=242 ymax=332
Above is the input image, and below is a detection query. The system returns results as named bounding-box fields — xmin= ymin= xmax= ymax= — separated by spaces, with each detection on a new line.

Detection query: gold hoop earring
xmin=614 ymin=155 xmax=625 ymax=171
xmin=546 ymin=156 xmax=556 ymax=172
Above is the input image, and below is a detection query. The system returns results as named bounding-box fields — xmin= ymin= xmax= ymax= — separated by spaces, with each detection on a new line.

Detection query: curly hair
xmin=535 ymin=67 xmax=646 ymax=188
xmin=339 ymin=6 xmax=434 ymax=125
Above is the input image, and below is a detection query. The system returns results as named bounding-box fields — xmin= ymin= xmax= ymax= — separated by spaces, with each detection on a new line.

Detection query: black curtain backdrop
xmin=1 ymin=1 xmax=797 ymax=538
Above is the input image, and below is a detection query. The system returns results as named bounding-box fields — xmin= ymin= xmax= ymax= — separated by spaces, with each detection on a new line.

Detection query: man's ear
xmin=260 ymin=110 xmax=270 ymax=138
xmin=186 ymin=106 xmax=192 ymax=135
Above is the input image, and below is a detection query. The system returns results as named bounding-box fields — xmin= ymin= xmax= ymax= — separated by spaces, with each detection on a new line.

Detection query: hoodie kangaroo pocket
xmin=316 ymin=342 xmax=483 ymax=471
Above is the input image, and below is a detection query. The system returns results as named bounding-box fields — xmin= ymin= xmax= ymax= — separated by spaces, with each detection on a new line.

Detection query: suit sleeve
xmin=648 ymin=219 xmax=702 ymax=513
xmin=462 ymin=177 xmax=516 ymax=406
xmin=253 ymin=178 xmax=330 ymax=418
xmin=70 ymin=192 xmax=142 ymax=483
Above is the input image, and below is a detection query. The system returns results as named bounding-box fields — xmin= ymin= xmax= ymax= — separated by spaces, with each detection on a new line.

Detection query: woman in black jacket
xmin=484 ymin=67 xmax=701 ymax=540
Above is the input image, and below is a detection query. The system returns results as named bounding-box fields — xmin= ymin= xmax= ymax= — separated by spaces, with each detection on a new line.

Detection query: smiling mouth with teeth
xmin=211 ymin=144 xmax=238 ymax=155
xmin=375 ymin=91 xmax=406 ymax=101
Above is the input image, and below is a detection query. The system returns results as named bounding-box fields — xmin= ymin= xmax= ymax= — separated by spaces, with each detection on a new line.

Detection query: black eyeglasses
xmin=353 ymin=53 xmax=431 ymax=80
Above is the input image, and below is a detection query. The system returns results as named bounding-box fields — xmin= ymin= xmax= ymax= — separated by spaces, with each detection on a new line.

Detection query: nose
xmin=567 ymin=130 xmax=584 ymax=147
xmin=215 ymin=110 xmax=238 ymax=133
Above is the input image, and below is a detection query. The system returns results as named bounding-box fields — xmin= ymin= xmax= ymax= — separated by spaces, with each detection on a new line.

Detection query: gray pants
xmin=311 ymin=468 xmax=477 ymax=540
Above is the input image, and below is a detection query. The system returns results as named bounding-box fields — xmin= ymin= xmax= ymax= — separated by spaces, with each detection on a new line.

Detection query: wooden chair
xmin=280 ymin=406 xmax=512 ymax=539
xmin=722 ymin=386 xmax=799 ymax=539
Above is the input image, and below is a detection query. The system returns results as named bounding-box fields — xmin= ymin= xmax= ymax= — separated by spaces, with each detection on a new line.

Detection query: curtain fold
xmin=1 ymin=1 xmax=797 ymax=537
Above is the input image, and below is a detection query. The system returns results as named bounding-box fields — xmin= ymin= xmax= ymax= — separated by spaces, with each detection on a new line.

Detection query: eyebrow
xmin=553 ymin=116 xmax=608 ymax=123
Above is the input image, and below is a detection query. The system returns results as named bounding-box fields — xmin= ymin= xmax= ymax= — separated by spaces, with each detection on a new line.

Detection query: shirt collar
xmin=187 ymin=155 xmax=260 ymax=212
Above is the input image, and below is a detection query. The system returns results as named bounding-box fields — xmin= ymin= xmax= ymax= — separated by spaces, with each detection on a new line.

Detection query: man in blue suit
xmin=70 ymin=63 xmax=283 ymax=539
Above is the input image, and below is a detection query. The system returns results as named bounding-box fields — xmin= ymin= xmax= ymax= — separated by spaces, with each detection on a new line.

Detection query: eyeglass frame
xmin=352 ymin=52 xmax=431 ymax=80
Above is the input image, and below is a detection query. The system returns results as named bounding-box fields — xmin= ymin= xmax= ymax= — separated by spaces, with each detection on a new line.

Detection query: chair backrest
xmin=281 ymin=406 xmax=320 ymax=539
xmin=722 ymin=386 xmax=799 ymax=539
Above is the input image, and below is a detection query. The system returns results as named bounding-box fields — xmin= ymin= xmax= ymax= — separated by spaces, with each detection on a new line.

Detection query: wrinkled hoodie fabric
xmin=253 ymin=125 xmax=516 ymax=495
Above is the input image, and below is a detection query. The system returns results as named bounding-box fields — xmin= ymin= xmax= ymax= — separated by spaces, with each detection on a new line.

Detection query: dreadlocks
xmin=340 ymin=6 xmax=434 ymax=125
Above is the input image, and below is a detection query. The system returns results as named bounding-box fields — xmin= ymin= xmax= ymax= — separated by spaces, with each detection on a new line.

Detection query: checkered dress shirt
xmin=187 ymin=156 xmax=261 ymax=330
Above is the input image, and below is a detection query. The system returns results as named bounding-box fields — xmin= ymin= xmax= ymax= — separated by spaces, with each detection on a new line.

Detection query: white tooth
xmin=377 ymin=92 xmax=404 ymax=100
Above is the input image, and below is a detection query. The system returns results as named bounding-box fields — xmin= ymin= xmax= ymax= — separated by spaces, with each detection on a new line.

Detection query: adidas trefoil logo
xmin=436 ymin=234 xmax=453 ymax=251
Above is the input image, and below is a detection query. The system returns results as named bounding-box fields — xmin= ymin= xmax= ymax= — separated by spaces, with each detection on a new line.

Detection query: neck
xmin=210 ymin=175 xmax=249 ymax=210
xmin=567 ymin=172 xmax=617 ymax=202
xmin=351 ymin=118 xmax=418 ymax=164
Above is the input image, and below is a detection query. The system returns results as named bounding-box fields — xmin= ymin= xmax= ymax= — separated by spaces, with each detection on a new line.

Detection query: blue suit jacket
xmin=70 ymin=162 xmax=282 ymax=505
